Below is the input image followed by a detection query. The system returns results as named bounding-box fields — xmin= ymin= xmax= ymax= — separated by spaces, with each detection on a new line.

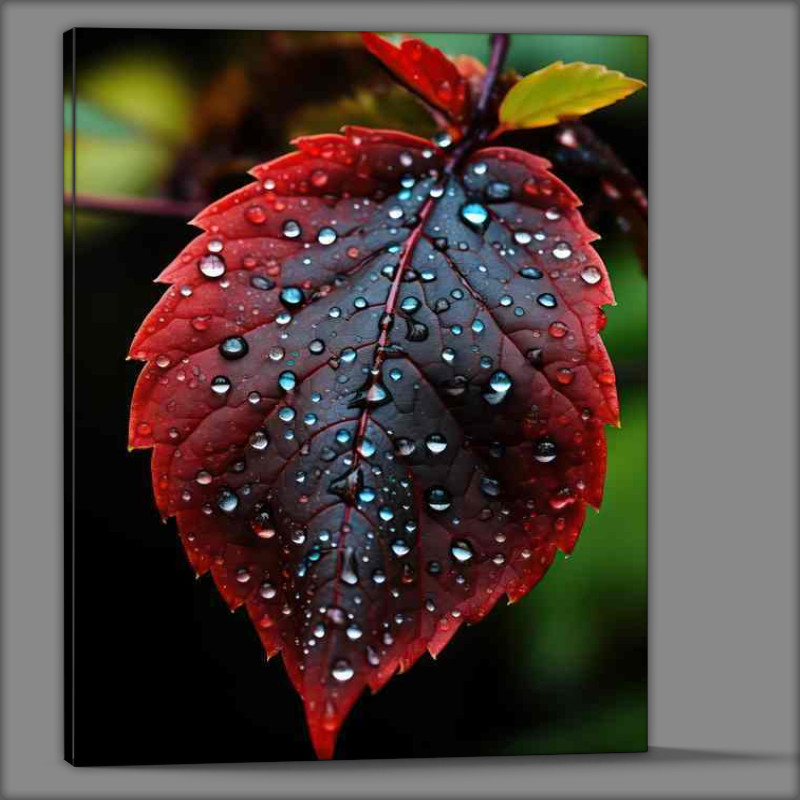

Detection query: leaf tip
xmin=188 ymin=211 xmax=207 ymax=227
xmin=306 ymin=712 xmax=341 ymax=761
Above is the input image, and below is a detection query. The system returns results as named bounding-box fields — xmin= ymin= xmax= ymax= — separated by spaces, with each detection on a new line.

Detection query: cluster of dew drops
xmin=146 ymin=131 xmax=610 ymax=687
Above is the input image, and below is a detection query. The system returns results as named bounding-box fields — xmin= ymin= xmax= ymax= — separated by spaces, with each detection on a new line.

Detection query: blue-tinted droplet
xmin=426 ymin=486 xmax=452 ymax=512
xmin=282 ymin=220 xmax=301 ymax=239
xmin=280 ymin=286 xmax=304 ymax=308
xmin=278 ymin=371 xmax=297 ymax=392
xmin=317 ymin=227 xmax=337 ymax=246
xmin=219 ymin=336 xmax=248 ymax=360
xmin=537 ymin=293 xmax=557 ymax=309
xmin=460 ymin=202 xmax=489 ymax=230
xmin=450 ymin=539 xmax=474 ymax=563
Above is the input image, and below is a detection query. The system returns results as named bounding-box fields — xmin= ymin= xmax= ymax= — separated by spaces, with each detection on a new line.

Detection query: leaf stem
xmin=476 ymin=33 xmax=510 ymax=123
xmin=64 ymin=192 xmax=203 ymax=219
xmin=446 ymin=33 xmax=510 ymax=172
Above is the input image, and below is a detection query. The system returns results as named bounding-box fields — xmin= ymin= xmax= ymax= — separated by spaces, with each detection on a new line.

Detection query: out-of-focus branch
xmin=65 ymin=193 xmax=203 ymax=219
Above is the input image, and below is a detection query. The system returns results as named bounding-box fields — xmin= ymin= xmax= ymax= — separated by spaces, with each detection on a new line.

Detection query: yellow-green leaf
xmin=498 ymin=61 xmax=645 ymax=130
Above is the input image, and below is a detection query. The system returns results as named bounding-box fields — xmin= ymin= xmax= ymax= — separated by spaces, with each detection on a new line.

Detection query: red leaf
xmin=129 ymin=125 xmax=618 ymax=759
xmin=361 ymin=33 xmax=472 ymax=125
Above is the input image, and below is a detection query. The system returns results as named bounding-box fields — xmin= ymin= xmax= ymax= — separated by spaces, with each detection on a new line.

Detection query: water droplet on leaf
xmin=216 ymin=488 xmax=239 ymax=513
xmin=331 ymin=659 xmax=354 ymax=682
xmin=219 ymin=336 xmax=249 ymax=360
xmin=450 ymin=539 xmax=474 ymax=563
xmin=581 ymin=266 xmax=603 ymax=285
xmin=537 ymin=293 xmax=557 ymax=309
xmin=425 ymin=433 xmax=447 ymax=454
xmin=460 ymin=202 xmax=489 ymax=230
xmin=534 ymin=438 xmax=558 ymax=463
xmin=211 ymin=376 xmax=232 ymax=395
xmin=282 ymin=220 xmax=301 ymax=239
xmin=198 ymin=254 xmax=226 ymax=279
xmin=280 ymin=286 xmax=304 ymax=309
xmin=426 ymin=486 xmax=452 ymax=512
xmin=552 ymin=242 xmax=572 ymax=260
xmin=317 ymin=227 xmax=337 ymax=246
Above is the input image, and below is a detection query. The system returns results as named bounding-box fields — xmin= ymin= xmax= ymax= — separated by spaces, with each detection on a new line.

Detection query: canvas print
xmin=65 ymin=29 xmax=648 ymax=764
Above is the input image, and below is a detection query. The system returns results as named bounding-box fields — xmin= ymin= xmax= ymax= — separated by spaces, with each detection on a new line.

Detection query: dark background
xmin=66 ymin=29 xmax=648 ymax=765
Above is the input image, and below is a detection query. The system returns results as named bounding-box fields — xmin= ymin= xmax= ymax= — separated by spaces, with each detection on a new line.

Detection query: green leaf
xmin=498 ymin=61 xmax=645 ymax=130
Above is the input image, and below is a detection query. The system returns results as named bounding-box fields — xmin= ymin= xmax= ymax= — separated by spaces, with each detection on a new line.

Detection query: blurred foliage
xmin=287 ymin=86 xmax=436 ymax=142
xmin=67 ymin=31 xmax=647 ymax=206
xmin=65 ymin=51 xmax=193 ymax=234
xmin=503 ymin=688 xmax=647 ymax=755
xmin=78 ymin=51 xmax=194 ymax=145
xmin=598 ymin=238 xmax=649 ymax=366
xmin=69 ymin=29 xmax=648 ymax=759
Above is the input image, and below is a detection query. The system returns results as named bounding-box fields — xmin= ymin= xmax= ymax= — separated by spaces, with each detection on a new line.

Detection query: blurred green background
xmin=67 ymin=30 xmax=647 ymax=763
